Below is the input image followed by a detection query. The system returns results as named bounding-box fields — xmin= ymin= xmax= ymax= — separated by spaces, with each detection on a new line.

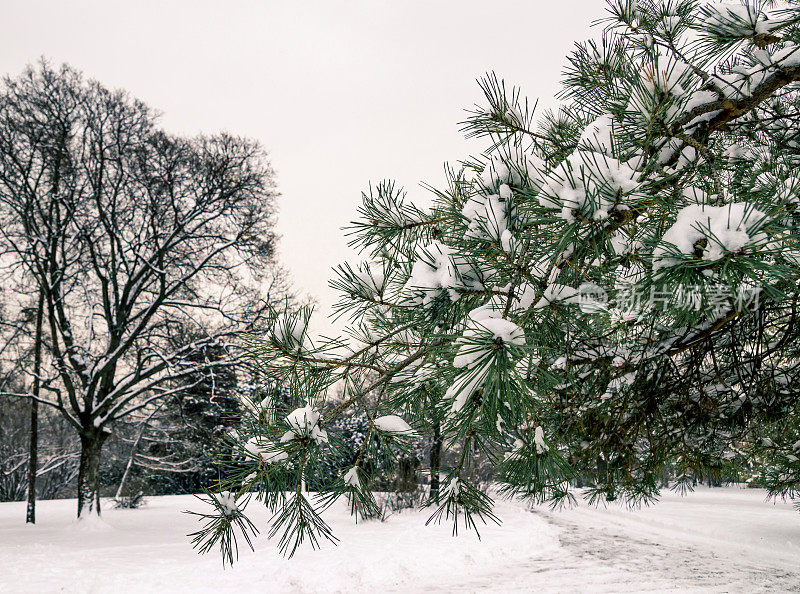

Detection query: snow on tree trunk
xmin=77 ymin=431 xmax=108 ymax=518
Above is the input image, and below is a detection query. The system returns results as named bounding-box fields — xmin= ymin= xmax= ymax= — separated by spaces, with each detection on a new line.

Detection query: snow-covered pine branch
xmin=198 ymin=0 xmax=800 ymax=561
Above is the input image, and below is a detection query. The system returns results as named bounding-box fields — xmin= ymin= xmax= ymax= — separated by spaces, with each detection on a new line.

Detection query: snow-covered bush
xmin=192 ymin=0 xmax=800 ymax=561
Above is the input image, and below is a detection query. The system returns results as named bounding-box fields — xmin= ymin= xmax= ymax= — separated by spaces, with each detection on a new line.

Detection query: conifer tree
xmin=191 ymin=0 xmax=800 ymax=561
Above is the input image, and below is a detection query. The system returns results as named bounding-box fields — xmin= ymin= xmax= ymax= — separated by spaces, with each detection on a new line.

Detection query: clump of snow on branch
xmin=403 ymin=241 xmax=468 ymax=305
xmin=244 ymin=437 xmax=288 ymax=464
xmin=461 ymin=187 xmax=514 ymax=248
xmin=703 ymin=2 xmax=791 ymax=40
xmin=281 ymin=406 xmax=328 ymax=444
xmin=446 ymin=363 xmax=491 ymax=414
xmin=453 ymin=316 xmax=526 ymax=370
xmin=534 ymin=284 xmax=580 ymax=309
xmin=217 ymin=492 xmax=239 ymax=517
xmin=342 ymin=466 xmax=361 ymax=489
xmin=479 ymin=150 xmax=543 ymax=191
xmin=539 ymin=114 xmax=639 ymax=221
xmin=533 ymin=426 xmax=549 ymax=455
xmin=373 ymin=415 xmax=415 ymax=435
xmin=653 ymin=203 xmax=769 ymax=270
xmin=446 ymin=306 xmax=527 ymax=414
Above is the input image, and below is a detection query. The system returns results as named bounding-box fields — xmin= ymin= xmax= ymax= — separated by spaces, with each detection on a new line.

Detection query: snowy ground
xmin=0 ymin=487 xmax=797 ymax=593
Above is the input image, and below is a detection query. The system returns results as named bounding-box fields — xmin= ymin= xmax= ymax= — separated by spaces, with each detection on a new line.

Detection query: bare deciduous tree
xmin=0 ymin=61 xmax=289 ymax=517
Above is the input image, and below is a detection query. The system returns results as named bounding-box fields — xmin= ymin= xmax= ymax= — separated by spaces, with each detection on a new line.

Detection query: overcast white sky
xmin=1 ymin=0 xmax=606 ymax=335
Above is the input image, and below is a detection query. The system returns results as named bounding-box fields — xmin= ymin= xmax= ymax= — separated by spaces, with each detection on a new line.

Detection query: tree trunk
xmin=26 ymin=400 xmax=38 ymax=523
xmin=429 ymin=420 xmax=442 ymax=503
xmin=115 ymin=404 xmax=162 ymax=500
xmin=26 ymin=287 xmax=45 ymax=524
xmin=114 ymin=434 xmax=139 ymax=501
xmin=77 ymin=431 xmax=109 ymax=518
xmin=395 ymin=457 xmax=418 ymax=492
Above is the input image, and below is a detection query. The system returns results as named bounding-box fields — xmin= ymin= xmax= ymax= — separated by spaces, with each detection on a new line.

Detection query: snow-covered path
xmin=525 ymin=497 xmax=799 ymax=593
xmin=444 ymin=488 xmax=800 ymax=593
xmin=0 ymin=487 xmax=797 ymax=593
